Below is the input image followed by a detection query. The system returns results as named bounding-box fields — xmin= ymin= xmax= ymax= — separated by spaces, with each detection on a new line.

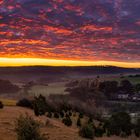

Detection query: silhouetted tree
xmin=99 ymin=81 xmax=118 ymax=98
xmin=135 ymin=84 xmax=140 ymax=93
xmin=120 ymin=80 xmax=134 ymax=94
xmin=16 ymin=98 xmax=33 ymax=108
xmin=33 ymin=95 xmax=47 ymax=116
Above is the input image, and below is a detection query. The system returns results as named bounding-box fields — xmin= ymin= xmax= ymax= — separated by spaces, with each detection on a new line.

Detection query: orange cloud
xmin=44 ymin=25 xmax=73 ymax=35
xmin=81 ymin=25 xmax=112 ymax=32
xmin=0 ymin=39 xmax=49 ymax=46
xmin=0 ymin=24 xmax=7 ymax=27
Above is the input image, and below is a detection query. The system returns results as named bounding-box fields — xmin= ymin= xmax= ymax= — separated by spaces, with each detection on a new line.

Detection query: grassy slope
xmin=0 ymin=106 xmax=85 ymax=140
xmin=0 ymin=106 xmax=139 ymax=140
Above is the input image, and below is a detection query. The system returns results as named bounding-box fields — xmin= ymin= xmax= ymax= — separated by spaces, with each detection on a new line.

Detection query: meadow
xmin=28 ymin=82 xmax=68 ymax=97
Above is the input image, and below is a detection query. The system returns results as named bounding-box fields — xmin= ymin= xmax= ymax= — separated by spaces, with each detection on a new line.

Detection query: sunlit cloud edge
xmin=0 ymin=57 xmax=139 ymax=68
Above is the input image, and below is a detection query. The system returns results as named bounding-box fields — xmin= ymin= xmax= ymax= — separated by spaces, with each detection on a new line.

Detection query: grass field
xmin=0 ymin=98 xmax=17 ymax=106
xmin=28 ymin=82 xmax=68 ymax=97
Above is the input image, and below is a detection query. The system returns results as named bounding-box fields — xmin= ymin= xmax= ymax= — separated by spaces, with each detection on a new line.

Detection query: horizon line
xmin=0 ymin=57 xmax=140 ymax=68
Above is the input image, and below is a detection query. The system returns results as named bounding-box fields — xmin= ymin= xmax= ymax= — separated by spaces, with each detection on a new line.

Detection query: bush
xmin=60 ymin=111 xmax=64 ymax=118
xmin=60 ymin=102 xmax=72 ymax=112
xmin=0 ymin=101 xmax=4 ymax=109
xmin=47 ymin=112 xmax=52 ymax=118
xmin=134 ymin=119 xmax=140 ymax=137
xmin=65 ymin=113 xmax=70 ymax=118
xmin=16 ymin=98 xmax=32 ymax=108
xmin=104 ymin=112 xmax=132 ymax=137
xmin=88 ymin=117 xmax=93 ymax=124
xmin=62 ymin=117 xmax=72 ymax=126
xmin=33 ymin=95 xmax=47 ymax=116
xmin=77 ymin=117 xmax=81 ymax=127
xmin=95 ymin=127 xmax=104 ymax=137
xmin=15 ymin=114 xmax=47 ymax=140
xmin=79 ymin=112 xmax=84 ymax=118
xmin=69 ymin=111 xmax=72 ymax=116
xmin=54 ymin=112 xmax=59 ymax=118
xmin=79 ymin=124 xmax=95 ymax=139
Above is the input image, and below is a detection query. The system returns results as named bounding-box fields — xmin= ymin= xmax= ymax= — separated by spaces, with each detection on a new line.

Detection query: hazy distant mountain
xmin=0 ymin=66 xmax=139 ymax=83
xmin=0 ymin=66 xmax=139 ymax=74
xmin=0 ymin=66 xmax=140 ymax=82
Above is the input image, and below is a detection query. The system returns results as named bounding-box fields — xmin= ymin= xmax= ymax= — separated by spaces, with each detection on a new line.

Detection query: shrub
xmin=69 ymin=111 xmax=72 ymax=116
xmin=60 ymin=111 xmax=64 ymax=118
xmin=54 ymin=112 xmax=59 ymax=118
xmin=47 ymin=112 xmax=52 ymax=118
xmin=15 ymin=114 xmax=47 ymax=140
xmin=16 ymin=98 xmax=32 ymax=108
xmin=33 ymin=95 xmax=47 ymax=116
xmin=0 ymin=101 xmax=4 ymax=109
xmin=77 ymin=117 xmax=81 ymax=127
xmin=134 ymin=119 xmax=140 ymax=137
xmin=62 ymin=116 xmax=72 ymax=126
xmin=79 ymin=112 xmax=84 ymax=118
xmin=104 ymin=112 xmax=132 ymax=137
xmin=60 ymin=102 xmax=72 ymax=112
xmin=88 ymin=117 xmax=93 ymax=124
xmin=79 ymin=124 xmax=95 ymax=139
xmin=34 ymin=103 xmax=40 ymax=116
xmin=95 ymin=127 xmax=104 ymax=137
xmin=65 ymin=113 xmax=70 ymax=118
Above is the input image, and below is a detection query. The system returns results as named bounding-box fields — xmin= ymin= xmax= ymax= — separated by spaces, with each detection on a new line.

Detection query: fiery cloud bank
xmin=0 ymin=0 xmax=140 ymax=67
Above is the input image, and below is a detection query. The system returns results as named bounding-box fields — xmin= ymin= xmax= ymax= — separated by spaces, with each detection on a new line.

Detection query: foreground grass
xmin=0 ymin=98 xmax=17 ymax=106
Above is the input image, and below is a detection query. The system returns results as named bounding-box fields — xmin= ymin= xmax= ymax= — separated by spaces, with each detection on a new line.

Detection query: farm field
xmin=28 ymin=82 xmax=68 ymax=97
xmin=0 ymin=98 xmax=17 ymax=106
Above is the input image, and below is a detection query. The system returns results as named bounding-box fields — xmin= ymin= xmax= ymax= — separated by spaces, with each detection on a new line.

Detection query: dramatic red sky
xmin=0 ymin=0 xmax=140 ymax=67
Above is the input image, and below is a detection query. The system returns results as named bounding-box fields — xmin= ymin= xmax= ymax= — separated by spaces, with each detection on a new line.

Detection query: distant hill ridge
xmin=0 ymin=66 xmax=139 ymax=83
xmin=0 ymin=66 xmax=139 ymax=75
